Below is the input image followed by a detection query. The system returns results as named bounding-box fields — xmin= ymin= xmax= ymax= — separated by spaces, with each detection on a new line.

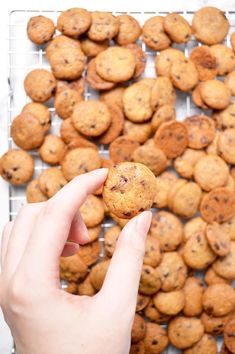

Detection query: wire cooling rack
xmin=7 ymin=8 xmax=235 ymax=354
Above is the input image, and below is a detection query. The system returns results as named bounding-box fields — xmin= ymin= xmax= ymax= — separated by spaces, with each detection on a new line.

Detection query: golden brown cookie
xmin=170 ymin=59 xmax=199 ymax=92
xmin=225 ymin=72 xmax=235 ymax=96
xmin=218 ymin=128 xmax=235 ymax=164
xmin=153 ymin=290 xmax=184 ymax=316
xmin=39 ymin=135 xmax=66 ymax=165
xmin=151 ymin=104 xmax=176 ymax=131
xmin=183 ymin=334 xmax=217 ymax=354
xmin=200 ymin=80 xmax=231 ymax=110
xmin=100 ymin=86 xmax=125 ymax=111
xmin=130 ymin=341 xmax=145 ymax=354
xmin=56 ymin=77 xmax=85 ymax=96
xmin=46 ymin=35 xmax=81 ymax=58
xmin=155 ymin=48 xmax=185 ymax=77
xmin=183 ymin=277 xmax=204 ymax=317
xmin=26 ymin=179 xmax=48 ymax=203
xmin=71 ymin=100 xmax=111 ymax=137
xmin=123 ymin=121 xmax=152 ymax=145
xmin=136 ymin=293 xmax=150 ymax=313
xmin=109 ymin=136 xmax=140 ymax=164
xmin=60 ymin=118 xmax=83 ymax=144
xmin=11 ymin=113 xmax=45 ymax=150
xmin=163 ymin=13 xmax=191 ymax=43
xmin=90 ymin=259 xmax=110 ymax=291
xmin=27 ymin=15 xmax=55 ymax=44
xmin=124 ymin=44 xmax=147 ymax=79
xmin=158 ymin=252 xmax=187 ymax=292
xmin=79 ymin=195 xmax=104 ymax=228
xmin=192 ymin=83 xmax=210 ymax=109
xmin=123 ymin=82 xmax=153 ymax=123
xmin=143 ymin=16 xmax=171 ymax=51
xmin=174 ymin=148 xmax=206 ymax=179
xmin=210 ymin=44 xmax=235 ymax=76
xmin=153 ymin=171 xmax=177 ymax=208
xmin=55 ymin=88 xmax=83 ymax=119
xmin=200 ymin=187 xmax=235 ymax=223
xmin=222 ymin=215 xmax=235 ymax=241
xmin=38 ymin=168 xmax=67 ymax=198
xmin=22 ymin=102 xmax=51 ymax=133
xmin=183 ymin=217 xmax=207 ymax=241
xmin=150 ymin=77 xmax=176 ymax=111
xmin=115 ymin=14 xmax=141 ymax=45
xmin=78 ymin=274 xmax=96 ymax=296
xmin=205 ymin=267 xmax=231 ymax=286
xmin=60 ymin=253 xmax=87 ymax=282
xmin=202 ymin=284 xmax=235 ymax=317
xmin=24 ymin=69 xmax=56 ymax=102
xmin=131 ymin=314 xmax=146 ymax=344
xmin=154 ymin=121 xmax=188 ymax=159
xmin=150 ymin=211 xmax=183 ymax=251
xmin=168 ymin=317 xmax=204 ymax=350
xmin=201 ymin=312 xmax=230 ymax=336
xmin=213 ymin=101 xmax=235 ymax=130
xmin=77 ymin=241 xmax=101 ymax=267
xmin=194 ymin=155 xmax=229 ymax=191
xmin=144 ymin=236 xmax=162 ymax=268
xmin=189 ymin=45 xmax=217 ymax=81
xmin=0 ymin=149 xmax=34 ymax=186
xmin=61 ymin=147 xmax=101 ymax=181
xmin=57 ymin=8 xmax=91 ymax=37
xmin=224 ymin=318 xmax=235 ymax=353
xmin=144 ymin=299 xmax=171 ymax=324
xmin=183 ymin=115 xmax=215 ymax=149
xmin=213 ymin=241 xmax=235 ymax=280
xmin=206 ymin=222 xmax=231 ymax=257
xmin=86 ymin=58 xmax=116 ymax=91
xmin=64 ymin=282 xmax=78 ymax=295
xmin=96 ymin=104 xmax=124 ymax=145
xmin=88 ymin=12 xmax=119 ymax=41
xmin=139 ymin=265 xmax=161 ymax=295
xmin=96 ymin=46 xmax=136 ymax=82
xmin=144 ymin=323 xmax=168 ymax=353
xmin=103 ymin=162 xmax=156 ymax=219
xmin=206 ymin=130 xmax=220 ymax=155
xmin=104 ymin=225 xmax=120 ymax=257
xmin=80 ymin=37 xmax=108 ymax=57
xmin=192 ymin=7 xmax=229 ymax=45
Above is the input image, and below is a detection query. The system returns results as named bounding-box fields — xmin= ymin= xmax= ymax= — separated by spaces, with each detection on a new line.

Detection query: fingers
xmin=1 ymin=221 xmax=14 ymax=269
xmin=101 ymin=211 xmax=152 ymax=315
xmin=68 ymin=211 xmax=90 ymax=245
xmin=22 ymin=169 xmax=108 ymax=273
xmin=61 ymin=242 xmax=79 ymax=257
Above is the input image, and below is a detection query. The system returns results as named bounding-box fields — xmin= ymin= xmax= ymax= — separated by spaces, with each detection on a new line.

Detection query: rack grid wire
xmin=7 ymin=8 xmax=235 ymax=354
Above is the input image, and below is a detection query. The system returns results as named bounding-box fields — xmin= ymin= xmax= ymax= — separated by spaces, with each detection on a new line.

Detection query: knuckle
xmin=8 ymin=278 xmax=26 ymax=313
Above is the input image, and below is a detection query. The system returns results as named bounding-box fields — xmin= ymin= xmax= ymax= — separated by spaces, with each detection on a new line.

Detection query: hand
xmin=0 ymin=169 xmax=152 ymax=354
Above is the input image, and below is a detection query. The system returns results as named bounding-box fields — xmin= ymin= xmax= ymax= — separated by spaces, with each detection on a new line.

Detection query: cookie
xmin=225 ymin=174 xmax=235 ymax=193
xmin=77 ymin=240 xmax=101 ymax=267
xmin=224 ymin=318 xmax=235 ymax=353
xmin=150 ymin=211 xmax=183 ymax=252
xmin=103 ymin=162 xmax=156 ymax=219
xmin=11 ymin=113 xmax=45 ymax=150
xmin=46 ymin=35 xmax=81 ymax=58
xmin=100 ymin=86 xmax=125 ymax=111
xmin=27 ymin=15 xmax=55 ymax=44
xmin=201 ymin=312 xmax=230 ymax=336
xmin=136 ymin=293 xmax=150 ymax=313
xmin=55 ymin=88 xmax=83 ymax=119
xmin=123 ymin=121 xmax=152 ymax=144
xmin=231 ymin=32 xmax=235 ymax=52
xmin=150 ymin=77 xmax=176 ymax=111
xmin=167 ymin=179 xmax=187 ymax=211
xmin=72 ymin=100 xmax=111 ymax=137
xmin=57 ymin=8 xmax=91 ymax=37
xmin=206 ymin=130 xmax=220 ymax=155
xmin=104 ymin=225 xmax=120 ymax=257
xmin=218 ymin=128 xmax=235 ymax=164
xmin=202 ymin=284 xmax=235 ymax=317
xmin=22 ymin=102 xmax=51 ymax=133
xmin=24 ymin=69 xmax=56 ymax=102
xmin=194 ymin=155 xmax=229 ymax=191
xmin=200 ymin=187 xmax=235 ymax=223
xmin=183 ymin=115 xmax=215 ymax=149
xmin=222 ymin=216 xmax=235 ymax=241
xmin=87 ymin=225 xmax=102 ymax=243
xmin=115 ymin=14 xmax=141 ymax=45
xmin=139 ymin=265 xmax=161 ymax=295
xmin=184 ymin=334 xmax=217 ymax=354
xmin=56 ymin=77 xmax=85 ymax=96
xmin=80 ymin=37 xmax=108 ymax=57
xmin=221 ymin=342 xmax=233 ymax=354
xmin=192 ymin=83 xmax=210 ymax=109
xmin=163 ymin=13 xmax=191 ymax=43
xmin=205 ymin=267 xmax=231 ymax=286
xmin=90 ymin=260 xmax=110 ymax=291
xmin=170 ymin=59 xmax=199 ymax=92
xmin=169 ymin=317 xmax=204 ymax=349
xmin=61 ymin=147 xmax=101 ymax=181
xmin=144 ymin=299 xmax=171 ymax=324
xmin=153 ymin=171 xmax=177 ymax=208
xmin=96 ymin=47 xmax=136 ymax=82
xmin=96 ymin=104 xmax=124 ymax=144
xmin=192 ymin=7 xmax=229 ymax=45
xmin=60 ymin=253 xmax=87 ymax=282
xmin=39 ymin=134 xmax=66 ymax=165
xmin=189 ymin=45 xmax=217 ymax=81
xmin=210 ymin=44 xmax=235 ymax=76
xmin=183 ymin=277 xmax=204 ymax=317
xmin=64 ymin=282 xmax=78 ymax=295
xmin=158 ymin=252 xmax=187 ymax=292
xmin=130 ymin=341 xmax=145 ymax=354
xmin=26 ymin=179 xmax=48 ymax=203
xmin=78 ymin=274 xmax=96 ymax=296
xmin=225 ymin=72 xmax=235 ymax=96
xmin=206 ymin=222 xmax=231 ymax=257
xmin=0 ymin=149 xmax=34 ymax=186
xmin=155 ymin=48 xmax=185 ymax=77
xmin=109 ymin=212 xmax=128 ymax=228
xmin=60 ymin=117 xmax=84 ymax=143
xmin=213 ymin=101 xmax=235 ymax=130
xmin=183 ymin=231 xmax=216 ymax=270
xmin=131 ymin=314 xmax=146 ymax=343
xmin=87 ymin=12 xmax=119 ymax=41
xmin=183 ymin=217 xmax=207 ymax=241
xmin=79 ymin=195 xmax=104 ymax=228
xmin=123 ymin=82 xmax=153 ymax=123
xmin=144 ymin=236 xmax=162 ymax=268
xmin=131 ymin=142 xmax=168 ymax=176
xmin=213 ymin=242 xmax=235 ymax=280
xmin=174 ymin=148 xmax=206 ymax=179
xmin=200 ymin=80 xmax=231 ymax=110
xmin=38 ymin=168 xmax=67 ymax=198
xmin=143 ymin=16 xmax=171 ymax=51
xmin=109 ymin=136 xmax=140 ymax=164
xmin=123 ymin=44 xmax=147 ymax=79
xmin=86 ymin=58 xmax=116 ymax=91
xmin=153 ymin=290 xmax=184 ymax=316
xmin=151 ymin=104 xmax=176 ymax=132
xmin=144 ymin=323 xmax=168 ymax=354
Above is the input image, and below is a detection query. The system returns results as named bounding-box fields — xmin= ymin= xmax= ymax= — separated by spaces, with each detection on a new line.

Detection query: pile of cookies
xmin=1 ymin=6 xmax=235 ymax=353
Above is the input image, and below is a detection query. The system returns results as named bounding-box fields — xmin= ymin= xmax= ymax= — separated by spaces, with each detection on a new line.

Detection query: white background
xmin=0 ymin=0 xmax=235 ymax=353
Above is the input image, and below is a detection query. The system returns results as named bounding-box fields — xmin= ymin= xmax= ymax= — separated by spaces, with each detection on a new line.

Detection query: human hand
xmin=0 ymin=169 xmax=152 ymax=354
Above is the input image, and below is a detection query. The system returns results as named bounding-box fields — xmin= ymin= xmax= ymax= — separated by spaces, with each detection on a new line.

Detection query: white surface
xmin=1 ymin=0 xmax=235 ymax=353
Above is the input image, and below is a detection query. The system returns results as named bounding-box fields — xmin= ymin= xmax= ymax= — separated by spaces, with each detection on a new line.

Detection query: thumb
xmin=100 ymin=211 xmax=152 ymax=314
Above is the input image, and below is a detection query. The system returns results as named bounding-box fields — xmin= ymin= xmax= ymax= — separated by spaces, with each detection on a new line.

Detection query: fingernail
xmin=136 ymin=211 xmax=152 ymax=236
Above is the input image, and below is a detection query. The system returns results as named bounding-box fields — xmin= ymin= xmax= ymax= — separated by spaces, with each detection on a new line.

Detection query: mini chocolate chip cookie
xmin=153 ymin=171 xmax=177 ymax=209
xmin=104 ymin=225 xmax=121 ymax=257
xmin=143 ymin=16 xmax=171 ymax=51
xmin=144 ymin=323 xmax=168 ymax=353
xmin=213 ymin=242 xmax=235 ymax=280
xmin=183 ymin=115 xmax=215 ymax=149
xmin=86 ymin=58 xmax=116 ymax=91
xmin=183 ymin=217 xmax=207 ymax=241
xmin=123 ymin=121 xmax=152 ymax=144
xmin=174 ymin=149 xmax=206 ymax=179
xmin=87 ymin=12 xmax=119 ymax=41
xmin=163 ymin=13 xmax=191 ymax=43
xmin=170 ymin=59 xmax=199 ymax=92
xmin=38 ymin=167 xmax=67 ymax=198
xmin=124 ymin=44 xmax=147 ymax=79
xmin=200 ymin=79 xmax=231 ymax=110
xmin=55 ymin=88 xmax=83 ymax=119
xmin=90 ymin=260 xmax=110 ymax=291
xmin=144 ymin=236 xmax=162 ymax=268
xmin=210 ymin=44 xmax=235 ymax=76
xmin=151 ymin=104 xmax=176 ymax=131
xmin=109 ymin=136 xmax=140 ymax=164
xmin=131 ymin=314 xmax=146 ymax=343
xmin=206 ymin=222 xmax=231 ymax=257
xmin=155 ymin=48 xmax=185 ymax=77
xmin=213 ymin=101 xmax=235 ymax=130
xmin=115 ymin=14 xmax=141 ymax=45
xmin=77 ymin=241 xmax=101 ymax=267
xmin=139 ymin=265 xmax=161 ymax=295
xmin=79 ymin=195 xmax=104 ymax=227
xmin=22 ymin=102 xmax=51 ymax=133
xmin=218 ymin=128 xmax=235 ymax=164
xmin=39 ymin=134 xmax=66 ymax=165
xmin=57 ymin=8 xmax=91 ymax=37
xmin=24 ymin=69 xmax=56 ymax=102
xmin=184 ymin=334 xmax=217 ymax=354
xmin=100 ymin=86 xmax=125 ymax=111
xmin=225 ymin=72 xmax=235 ymax=96
xmin=203 ymin=284 xmax=235 ymax=317
xmin=150 ymin=77 xmax=176 ymax=111
xmin=27 ymin=15 xmax=55 ymax=44
xmin=183 ymin=277 xmax=204 ymax=317
xmin=168 ymin=317 xmax=204 ymax=349
xmin=26 ymin=179 xmax=48 ymax=203
xmin=80 ymin=38 xmax=109 ymax=57
xmin=60 ymin=253 xmax=87 ymax=282
xmin=96 ymin=104 xmax=124 ymax=145
xmin=189 ymin=45 xmax=217 ymax=81
xmin=153 ymin=289 xmax=185 ymax=316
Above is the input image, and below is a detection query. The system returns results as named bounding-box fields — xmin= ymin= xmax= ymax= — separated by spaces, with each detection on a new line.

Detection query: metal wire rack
xmin=7 ymin=8 xmax=235 ymax=354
